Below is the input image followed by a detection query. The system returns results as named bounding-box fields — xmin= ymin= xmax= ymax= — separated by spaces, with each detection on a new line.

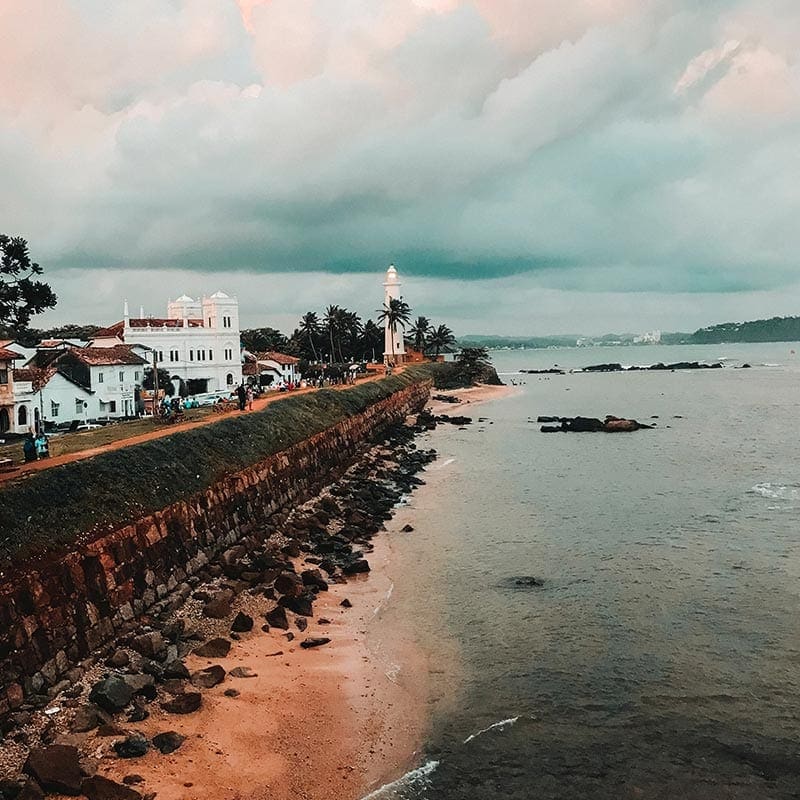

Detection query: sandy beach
xmin=428 ymin=382 xmax=518 ymax=414
xmin=92 ymin=537 xmax=429 ymax=800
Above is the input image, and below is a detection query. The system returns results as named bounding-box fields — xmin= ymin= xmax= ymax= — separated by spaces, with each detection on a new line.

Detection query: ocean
xmin=366 ymin=343 xmax=800 ymax=799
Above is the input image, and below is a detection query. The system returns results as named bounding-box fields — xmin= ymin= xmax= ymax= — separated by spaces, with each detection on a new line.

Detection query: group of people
xmin=235 ymin=383 xmax=254 ymax=411
xmin=22 ymin=432 xmax=50 ymax=462
xmin=159 ymin=395 xmax=185 ymax=419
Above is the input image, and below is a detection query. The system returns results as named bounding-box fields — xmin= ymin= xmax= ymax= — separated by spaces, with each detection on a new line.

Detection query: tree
xmin=241 ymin=327 xmax=289 ymax=353
xmin=407 ymin=316 xmax=431 ymax=353
xmin=0 ymin=235 xmax=57 ymax=331
xmin=142 ymin=367 xmax=175 ymax=396
xmin=360 ymin=319 xmax=383 ymax=362
xmin=426 ymin=324 xmax=456 ymax=357
xmin=298 ymin=311 xmax=322 ymax=360
xmin=376 ymin=297 xmax=411 ymax=364
xmin=323 ymin=304 xmax=341 ymax=363
xmin=456 ymin=346 xmax=492 ymax=383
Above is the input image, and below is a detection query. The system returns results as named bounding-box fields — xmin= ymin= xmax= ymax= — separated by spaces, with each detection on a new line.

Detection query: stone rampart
xmin=0 ymin=379 xmax=430 ymax=711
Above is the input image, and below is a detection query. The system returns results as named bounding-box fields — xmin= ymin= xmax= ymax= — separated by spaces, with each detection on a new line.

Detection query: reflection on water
xmin=368 ymin=343 xmax=800 ymax=799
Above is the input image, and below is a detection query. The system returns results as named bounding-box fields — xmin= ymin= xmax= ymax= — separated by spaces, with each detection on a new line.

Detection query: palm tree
xmin=341 ymin=310 xmax=363 ymax=361
xmin=360 ymin=319 xmax=383 ymax=362
xmin=426 ymin=324 xmax=456 ymax=358
xmin=298 ymin=311 xmax=321 ymax=361
xmin=323 ymin=304 xmax=341 ymax=363
xmin=376 ymin=297 xmax=412 ymax=364
xmin=407 ymin=316 xmax=431 ymax=353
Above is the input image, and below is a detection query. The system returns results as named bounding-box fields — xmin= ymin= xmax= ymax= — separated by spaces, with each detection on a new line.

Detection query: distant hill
xmin=691 ymin=316 xmax=800 ymax=344
xmin=459 ymin=332 xmax=692 ymax=349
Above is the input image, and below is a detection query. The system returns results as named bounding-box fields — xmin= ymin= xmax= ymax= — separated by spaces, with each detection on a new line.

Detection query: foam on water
xmin=361 ymin=760 xmax=440 ymax=800
xmin=463 ymin=715 xmax=520 ymax=744
xmin=749 ymin=482 xmax=800 ymax=500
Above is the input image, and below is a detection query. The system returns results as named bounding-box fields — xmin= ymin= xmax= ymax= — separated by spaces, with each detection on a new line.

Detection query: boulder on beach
xmin=265 ymin=605 xmax=289 ymax=630
xmin=231 ymin=612 xmax=254 ymax=633
xmin=89 ymin=675 xmax=134 ymax=713
xmin=193 ymin=637 xmax=231 ymax=658
xmin=23 ymin=745 xmax=83 ymax=795
xmin=191 ymin=665 xmax=226 ymax=689
xmin=82 ymin=775 xmax=143 ymax=800
xmin=161 ymin=692 xmax=202 ymax=715
xmin=300 ymin=637 xmax=331 ymax=649
xmin=113 ymin=735 xmax=149 ymax=759
xmin=152 ymin=731 xmax=186 ymax=755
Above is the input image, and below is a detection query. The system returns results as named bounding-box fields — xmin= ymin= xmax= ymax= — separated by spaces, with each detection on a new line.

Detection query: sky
xmin=2 ymin=0 xmax=800 ymax=335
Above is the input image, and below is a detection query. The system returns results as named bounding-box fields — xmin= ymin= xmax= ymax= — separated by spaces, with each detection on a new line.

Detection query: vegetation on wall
xmin=0 ymin=369 xmax=431 ymax=562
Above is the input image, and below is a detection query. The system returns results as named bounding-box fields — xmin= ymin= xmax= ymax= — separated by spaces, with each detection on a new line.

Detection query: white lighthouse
xmin=383 ymin=264 xmax=406 ymax=365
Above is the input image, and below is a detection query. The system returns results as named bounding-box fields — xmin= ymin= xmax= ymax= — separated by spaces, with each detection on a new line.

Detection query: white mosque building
xmin=91 ymin=292 xmax=243 ymax=393
xmin=383 ymin=264 xmax=407 ymax=365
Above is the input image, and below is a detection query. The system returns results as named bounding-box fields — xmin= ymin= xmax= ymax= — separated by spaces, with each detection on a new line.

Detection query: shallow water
xmin=368 ymin=343 xmax=800 ymax=799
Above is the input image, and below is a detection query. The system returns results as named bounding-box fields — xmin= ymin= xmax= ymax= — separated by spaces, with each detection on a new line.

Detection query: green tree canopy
xmin=0 ymin=235 xmax=57 ymax=332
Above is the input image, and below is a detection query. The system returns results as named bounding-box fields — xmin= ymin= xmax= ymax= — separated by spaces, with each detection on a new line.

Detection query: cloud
xmin=2 ymin=0 xmax=800 ymax=334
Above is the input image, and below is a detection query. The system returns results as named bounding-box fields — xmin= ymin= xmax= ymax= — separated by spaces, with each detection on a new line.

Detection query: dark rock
xmin=105 ymin=650 xmax=130 ymax=669
xmin=340 ymin=598 xmax=353 ymax=608
xmin=229 ymin=666 xmax=257 ymax=678
xmin=265 ymin=606 xmax=289 ymax=630
xmin=130 ymin=633 xmax=167 ymax=662
xmin=300 ymin=637 xmax=331 ymax=649
xmin=343 ymin=559 xmax=370 ymax=575
xmin=274 ymin=571 xmax=304 ymax=598
xmin=152 ymin=731 xmax=186 ymax=755
xmin=16 ymin=780 xmax=44 ymax=800
xmin=261 ymin=624 xmax=271 ymax=633
xmin=122 ymin=776 xmax=144 ymax=786
xmin=223 ymin=689 xmax=240 ymax=698
xmin=190 ymin=665 xmax=226 ymax=689
xmin=317 ymin=618 xmax=331 ymax=625
xmin=295 ymin=617 xmax=307 ymax=632
xmin=285 ymin=632 xmax=295 ymax=642
xmin=126 ymin=706 xmax=149 ymax=723
xmin=202 ymin=594 xmax=232 ymax=619
xmin=193 ymin=638 xmax=231 ymax=658
xmin=82 ymin=775 xmax=142 ymax=800
xmin=160 ymin=679 xmax=187 ymax=696
xmin=513 ymin=576 xmax=544 ymax=588
xmin=161 ymin=692 xmax=202 ymax=714
xmin=114 ymin=735 xmax=149 ymax=759
xmin=89 ymin=676 xmax=134 ymax=713
xmin=278 ymin=594 xmax=314 ymax=616
xmin=97 ymin=721 xmax=128 ymax=737
xmin=231 ymin=612 xmax=254 ymax=633
xmin=24 ymin=745 xmax=83 ymax=794
xmin=70 ymin=707 xmax=100 ymax=733
xmin=401 ymin=524 xmax=414 ymax=533
xmin=163 ymin=659 xmax=190 ymax=679
xmin=120 ymin=674 xmax=156 ymax=699
xmin=300 ymin=569 xmax=328 ymax=591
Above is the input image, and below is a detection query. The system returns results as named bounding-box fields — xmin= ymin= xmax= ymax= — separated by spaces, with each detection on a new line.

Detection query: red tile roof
xmin=256 ymin=351 xmax=299 ymax=365
xmin=94 ymin=318 xmax=205 ymax=339
xmin=0 ymin=347 xmax=19 ymax=361
xmin=66 ymin=346 xmax=147 ymax=366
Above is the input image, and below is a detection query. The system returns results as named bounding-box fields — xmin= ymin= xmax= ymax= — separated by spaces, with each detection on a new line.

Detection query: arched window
xmin=0 ymin=409 xmax=9 ymax=433
xmin=18 ymin=405 xmax=27 ymax=426
xmin=226 ymin=373 xmax=234 ymax=386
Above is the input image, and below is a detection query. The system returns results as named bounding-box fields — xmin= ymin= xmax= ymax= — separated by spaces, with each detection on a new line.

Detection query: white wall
xmin=90 ymin=363 xmax=142 ymax=418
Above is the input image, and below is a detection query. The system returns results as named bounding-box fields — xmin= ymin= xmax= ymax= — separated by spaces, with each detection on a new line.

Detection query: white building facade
xmin=383 ymin=265 xmax=407 ymax=364
xmin=92 ymin=292 xmax=243 ymax=393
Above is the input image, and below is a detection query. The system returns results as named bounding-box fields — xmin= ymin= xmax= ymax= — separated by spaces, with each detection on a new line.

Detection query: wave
xmin=749 ymin=482 xmax=800 ymax=500
xmin=361 ymin=760 xmax=440 ymax=799
xmin=463 ymin=715 xmax=520 ymax=744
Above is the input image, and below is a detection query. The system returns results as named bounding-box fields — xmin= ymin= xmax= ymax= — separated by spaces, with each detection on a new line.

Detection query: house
xmin=244 ymin=351 xmax=300 ymax=387
xmin=12 ymin=345 xmax=147 ymax=432
xmin=91 ymin=292 xmax=243 ymax=393
xmin=0 ymin=346 xmax=17 ymax=435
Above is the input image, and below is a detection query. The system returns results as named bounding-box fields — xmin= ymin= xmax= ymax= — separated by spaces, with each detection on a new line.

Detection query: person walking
xmin=246 ymin=385 xmax=254 ymax=411
xmin=236 ymin=383 xmax=247 ymax=411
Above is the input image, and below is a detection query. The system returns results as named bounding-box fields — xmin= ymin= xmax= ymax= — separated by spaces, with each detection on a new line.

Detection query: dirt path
xmin=0 ymin=372 xmax=393 ymax=484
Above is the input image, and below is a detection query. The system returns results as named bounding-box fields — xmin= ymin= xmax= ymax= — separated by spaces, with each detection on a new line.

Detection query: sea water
xmin=366 ymin=342 xmax=800 ymax=799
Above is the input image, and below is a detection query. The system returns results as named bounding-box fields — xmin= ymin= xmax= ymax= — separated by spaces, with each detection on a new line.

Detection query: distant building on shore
xmin=633 ymin=330 xmax=662 ymax=344
xmin=91 ymin=292 xmax=243 ymax=393
xmin=383 ymin=264 xmax=407 ymax=365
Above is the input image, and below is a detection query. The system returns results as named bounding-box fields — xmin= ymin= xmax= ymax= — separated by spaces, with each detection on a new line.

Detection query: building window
xmin=135 ymin=371 xmax=140 ymax=381
xmin=18 ymin=405 xmax=27 ymax=426
xmin=98 ymin=372 xmax=104 ymax=383
xmin=189 ymin=351 xmax=194 ymax=362
xmin=222 ymin=316 xmax=231 ymax=329
xmin=158 ymin=351 xmax=164 ymax=362
xmin=51 ymin=401 xmax=60 ymax=417
xmin=226 ymin=373 xmax=234 ymax=385
xmin=108 ymin=401 xmax=116 ymax=413
xmin=118 ymin=370 xmax=124 ymax=383
xmin=0 ymin=369 xmax=7 ymax=385
xmin=208 ymin=350 xmax=213 ymax=361
xmin=75 ymin=399 xmax=83 ymax=414
xmin=208 ymin=317 xmax=212 ymax=327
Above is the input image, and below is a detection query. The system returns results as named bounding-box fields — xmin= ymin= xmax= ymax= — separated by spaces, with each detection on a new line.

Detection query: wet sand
xmin=429 ymin=383 xmax=518 ymax=414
